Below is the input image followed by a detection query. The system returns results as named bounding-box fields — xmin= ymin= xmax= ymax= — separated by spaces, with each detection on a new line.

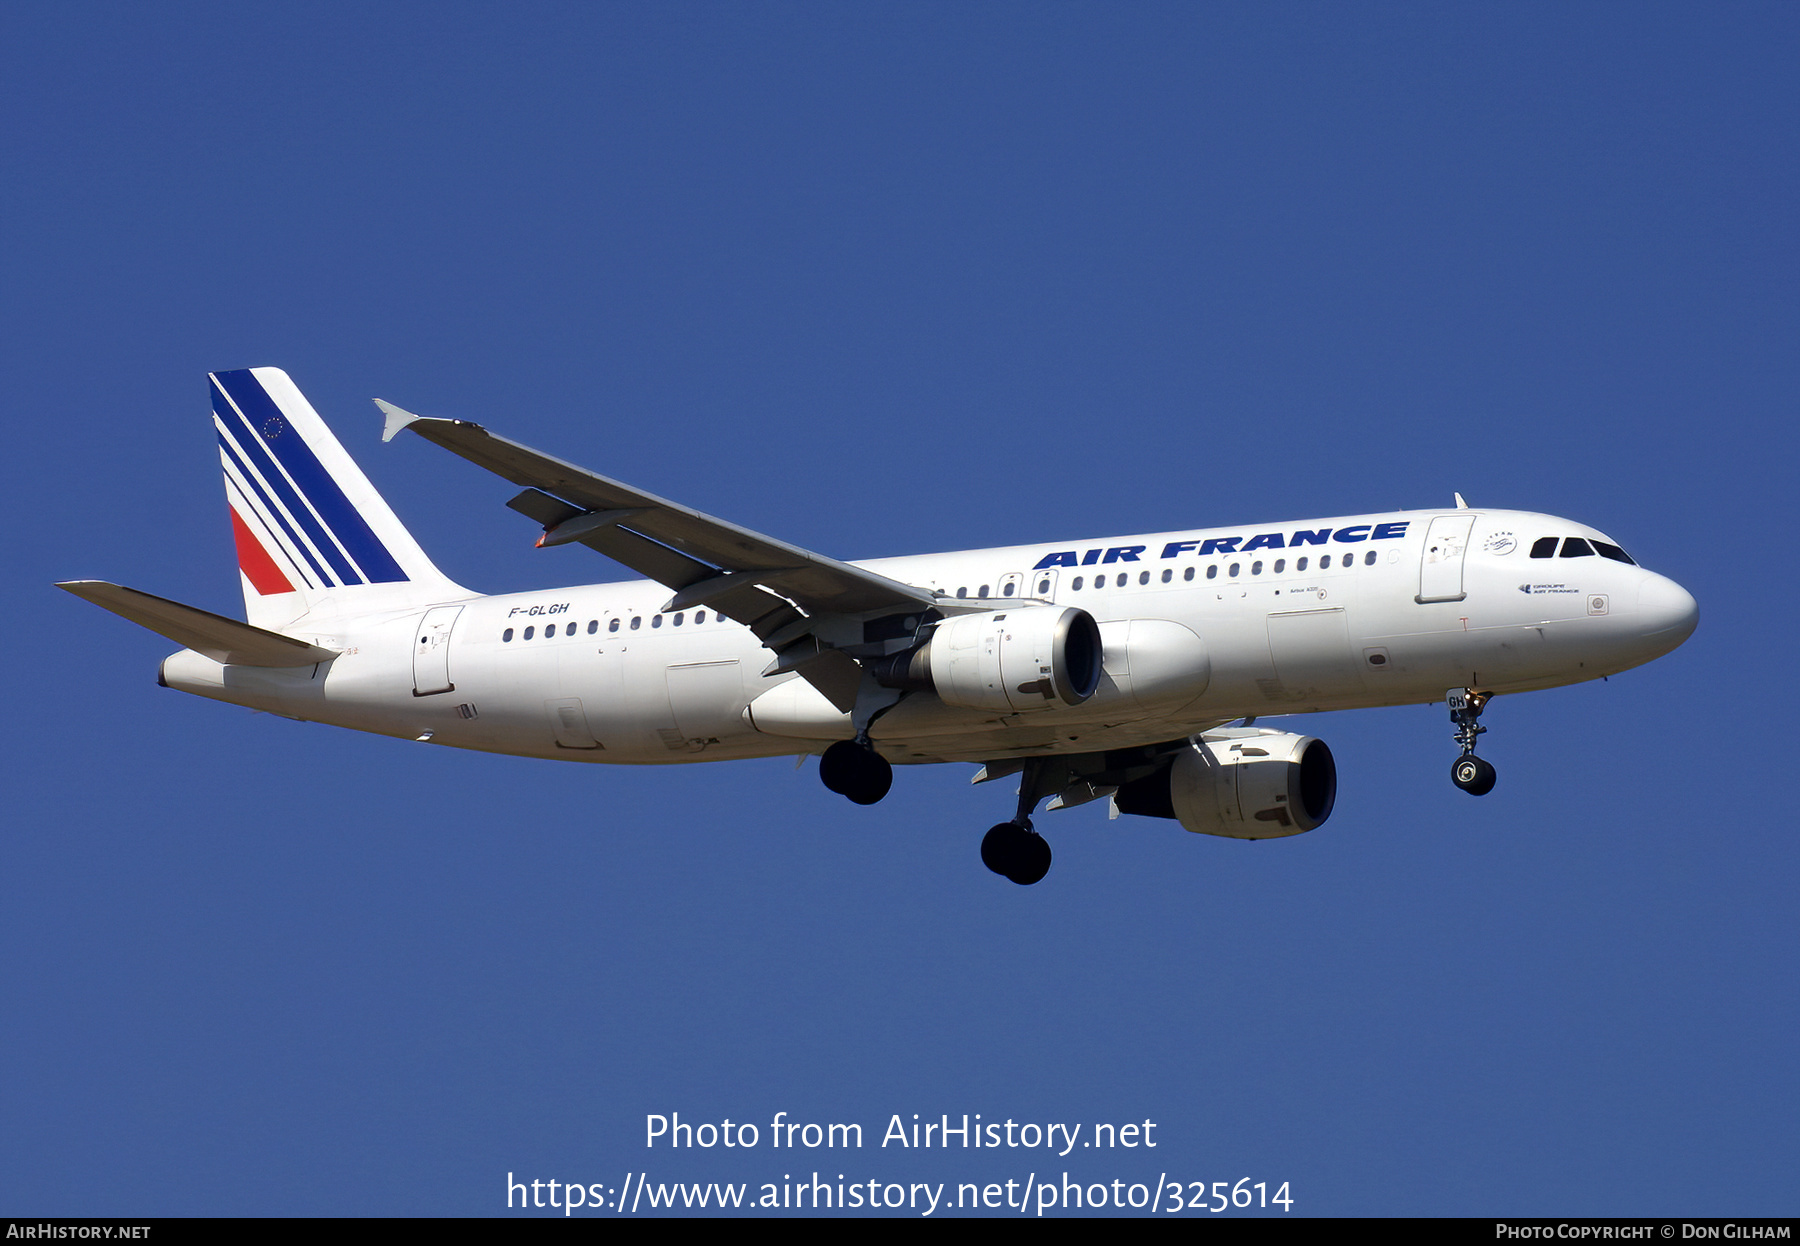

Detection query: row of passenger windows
xmin=946 ymin=550 xmax=1379 ymax=598
xmin=1530 ymin=537 xmax=1635 ymax=564
xmin=502 ymin=610 xmax=717 ymax=643
xmin=507 ymin=546 xmax=1392 ymax=641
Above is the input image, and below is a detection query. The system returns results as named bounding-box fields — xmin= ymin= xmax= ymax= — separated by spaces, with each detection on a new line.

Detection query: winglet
xmin=375 ymin=398 xmax=422 ymax=443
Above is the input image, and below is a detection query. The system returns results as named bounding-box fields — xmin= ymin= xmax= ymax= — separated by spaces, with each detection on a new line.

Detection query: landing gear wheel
xmin=819 ymin=740 xmax=892 ymax=805
xmin=980 ymin=822 xmax=1051 ymax=885
xmin=1451 ymin=755 xmax=1497 ymax=796
xmin=1008 ymin=832 xmax=1052 ymax=885
xmin=981 ymin=822 xmax=1024 ymax=875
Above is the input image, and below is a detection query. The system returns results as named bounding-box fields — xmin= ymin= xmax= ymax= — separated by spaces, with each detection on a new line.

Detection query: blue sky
xmin=3 ymin=2 xmax=1795 ymax=1217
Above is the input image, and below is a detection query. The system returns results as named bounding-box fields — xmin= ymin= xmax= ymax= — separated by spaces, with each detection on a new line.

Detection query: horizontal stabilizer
xmin=57 ymin=581 xmax=338 ymax=667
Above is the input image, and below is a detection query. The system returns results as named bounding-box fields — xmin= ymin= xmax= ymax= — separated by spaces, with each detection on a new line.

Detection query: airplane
xmin=60 ymin=368 xmax=1699 ymax=885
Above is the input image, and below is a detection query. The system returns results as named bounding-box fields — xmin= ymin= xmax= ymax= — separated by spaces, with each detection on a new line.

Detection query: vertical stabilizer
xmin=211 ymin=368 xmax=468 ymax=629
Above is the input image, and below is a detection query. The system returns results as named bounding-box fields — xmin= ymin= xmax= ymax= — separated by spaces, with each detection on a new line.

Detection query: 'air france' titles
xmin=1032 ymin=521 xmax=1411 ymax=570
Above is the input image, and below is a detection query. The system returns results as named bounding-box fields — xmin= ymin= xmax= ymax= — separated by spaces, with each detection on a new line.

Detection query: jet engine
xmin=1114 ymin=729 xmax=1336 ymax=839
xmin=871 ymin=605 xmax=1103 ymax=713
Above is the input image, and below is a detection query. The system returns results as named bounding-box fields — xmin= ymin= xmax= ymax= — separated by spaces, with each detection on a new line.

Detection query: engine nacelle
xmin=926 ymin=605 xmax=1103 ymax=713
xmin=1117 ymin=729 xmax=1336 ymax=839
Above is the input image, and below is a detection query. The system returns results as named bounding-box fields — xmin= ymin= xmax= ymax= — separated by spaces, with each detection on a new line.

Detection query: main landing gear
xmin=1448 ymin=689 xmax=1497 ymax=796
xmin=819 ymin=735 xmax=893 ymax=806
xmin=980 ymin=759 xmax=1057 ymax=886
xmin=981 ymin=821 xmax=1052 ymax=886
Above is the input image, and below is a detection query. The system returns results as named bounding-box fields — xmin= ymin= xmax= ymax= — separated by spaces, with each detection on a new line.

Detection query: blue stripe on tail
xmin=213 ymin=385 xmax=361 ymax=586
xmin=217 ymin=434 xmax=327 ymax=590
xmin=212 ymin=370 xmax=409 ymax=584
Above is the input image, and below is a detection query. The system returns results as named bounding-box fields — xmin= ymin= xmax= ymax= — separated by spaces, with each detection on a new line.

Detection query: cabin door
xmin=412 ymin=606 xmax=462 ymax=696
xmin=1417 ymin=515 xmax=1476 ymax=603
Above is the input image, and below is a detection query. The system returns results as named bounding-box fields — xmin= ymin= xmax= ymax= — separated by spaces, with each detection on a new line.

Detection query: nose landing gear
xmin=1448 ymin=689 xmax=1497 ymax=796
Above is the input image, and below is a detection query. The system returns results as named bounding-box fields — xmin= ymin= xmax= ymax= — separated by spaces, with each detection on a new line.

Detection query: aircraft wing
xmin=380 ymin=402 xmax=937 ymax=710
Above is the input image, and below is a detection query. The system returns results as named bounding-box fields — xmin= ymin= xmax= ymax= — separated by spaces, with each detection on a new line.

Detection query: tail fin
xmin=211 ymin=367 xmax=468 ymax=629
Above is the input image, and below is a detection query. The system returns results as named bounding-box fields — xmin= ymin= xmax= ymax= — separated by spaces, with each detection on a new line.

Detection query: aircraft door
xmin=412 ymin=605 xmax=463 ymax=695
xmin=1029 ymin=569 xmax=1059 ymax=599
xmin=998 ymin=572 xmax=1024 ymax=599
xmin=1417 ymin=515 xmax=1477 ymax=603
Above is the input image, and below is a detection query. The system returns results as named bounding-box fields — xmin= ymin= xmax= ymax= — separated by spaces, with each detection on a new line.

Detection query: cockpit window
xmin=1534 ymin=534 xmax=1635 ymax=563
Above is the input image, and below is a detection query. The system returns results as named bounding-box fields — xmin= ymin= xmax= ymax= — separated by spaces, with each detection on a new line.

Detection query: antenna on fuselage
xmin=1453 ymin=492 xmax=1470 ymax=509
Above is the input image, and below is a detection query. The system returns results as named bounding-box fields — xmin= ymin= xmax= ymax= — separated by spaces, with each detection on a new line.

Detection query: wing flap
xmin=58 ymin=581 xmax=338 ymax=667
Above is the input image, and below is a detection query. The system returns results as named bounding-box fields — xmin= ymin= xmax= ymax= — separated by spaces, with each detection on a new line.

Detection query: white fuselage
xmin=159 ymin=507 xmax=1697 ymax=767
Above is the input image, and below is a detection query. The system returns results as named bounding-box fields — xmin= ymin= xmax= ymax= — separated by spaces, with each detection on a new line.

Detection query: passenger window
xmin=1117 ymin=573 xmax=1128 ymax=587
xmin=1594 ymin=542 xmax=1635 ymax=565
xmin=1072 ymin=576 xmax=1084 ymax=590
xmin=673 ymin=613 xmax=684 ymax=626
xmin=609 ymin=618 xmax=621 ymax=633
xmin=1139 ymin=571 xmax=1150 ymax=585
xmin=979 ymin=585 xmax=990 ymax=597
xmin=1321 ymin=554 xmax=1332 ymax=569
xmin=956 ymin=587 xmax=968 ymax=598
xmin=1297 ymin=557 xmax=1308 ymax=571
xmin=1206 ymin=565 xmax=1217 ymax=580
xmin=1161 ymin=568 xmax=1172 ymax=583
xmin=1002 ymin=583 xmax=1015 ymax=597
xmin=503 ymin=628 xmax=514 ymax=642
xmin=523 ymin=626 xmax=534 ymax=640
xmin=1251 ymin=561 xmax=1263 ymax=575
xmin=1561 ymin=538 xmax=1595 ymax=558
xmin=1183 ymin=566 xmax=1195 ymax=581
xmin=629 ymin=617 xmax=641 ymax=630
xmin=546 ymin=623 xmax=558 ymax=637
xmin=694 ymin=611 xmax=706 ymax=623
xmin=652 ymin=615 xmax=663 ymax=628
xmin=1273 ymin=559 xmax=1285 ymax=573
xmin=587 ymin=620 xmax=598 ymax=634
xmin=1036 ymin=578 xmax=1051 ymax=594
xmin=1228 ymin=563 xmax=1240 ymax=577
xmin=1530 ymin=537 xmax=1559 ymax=558
xmin=1364 ymin=550 xmax=1377 ymax=565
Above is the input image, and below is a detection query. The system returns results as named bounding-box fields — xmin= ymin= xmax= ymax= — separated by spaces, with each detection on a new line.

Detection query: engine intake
xmin=1115 ymin=729 xmax=1336 ymax=839
xmin=872 ymin=605 xmax=1102 ymax=713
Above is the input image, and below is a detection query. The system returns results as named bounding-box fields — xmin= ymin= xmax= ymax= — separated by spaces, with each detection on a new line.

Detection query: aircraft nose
xmin=1636 ymin=573 xmax=1698 ymax=646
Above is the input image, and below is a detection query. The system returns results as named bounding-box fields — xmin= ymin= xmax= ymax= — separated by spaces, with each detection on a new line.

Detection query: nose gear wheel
xmin=1447 ymin=688 xmax=1497 ymax=796
xmin=1451 ymin=754 xmax=1497 ymax=795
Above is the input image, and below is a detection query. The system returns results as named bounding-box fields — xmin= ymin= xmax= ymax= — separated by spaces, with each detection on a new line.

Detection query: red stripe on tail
xmin=230 ymin=508 xmax=295 ymax=595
